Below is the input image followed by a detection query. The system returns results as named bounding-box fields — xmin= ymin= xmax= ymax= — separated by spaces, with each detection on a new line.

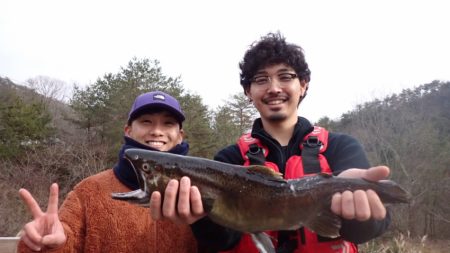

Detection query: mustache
xmin=262 ymin=94 xmax=289 ymax=103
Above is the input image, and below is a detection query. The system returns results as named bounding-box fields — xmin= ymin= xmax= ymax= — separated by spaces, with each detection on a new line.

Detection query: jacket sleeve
xmin=190 ymin=145 xmax=244 ymax=251
xmin=325 ymin=133 xmax=392 ymax=243
xmin=191 ymin=217 xmax=242 ymax=252
xmin=57 ymin=189 xmax=86 ymax=252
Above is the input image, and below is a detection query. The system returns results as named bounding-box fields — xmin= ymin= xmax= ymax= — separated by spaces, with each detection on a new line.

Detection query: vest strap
xmin=301 ymin=135 xmax=323 ymax=174
xmin=247 ymin=144 xmax=266 ymax=165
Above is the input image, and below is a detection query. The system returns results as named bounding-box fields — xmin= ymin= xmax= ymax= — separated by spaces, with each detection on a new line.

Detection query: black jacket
xmin=192 ymin=117 xmax=390 ymax=252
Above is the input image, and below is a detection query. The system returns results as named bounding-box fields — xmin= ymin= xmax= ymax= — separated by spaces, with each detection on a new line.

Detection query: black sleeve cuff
xmin=191 ymin=217 xmax=242 ymax=251
xmin=339 ymin=209 xmax=391 ymax=244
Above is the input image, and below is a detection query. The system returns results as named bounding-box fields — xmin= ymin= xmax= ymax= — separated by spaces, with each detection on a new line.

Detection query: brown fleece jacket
xmin=17 ymin=169 xmax=199 ymax=253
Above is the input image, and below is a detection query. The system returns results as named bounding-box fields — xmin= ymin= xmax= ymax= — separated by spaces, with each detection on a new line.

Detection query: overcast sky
xmin=1 ymin=0 xmax=449 ymax=122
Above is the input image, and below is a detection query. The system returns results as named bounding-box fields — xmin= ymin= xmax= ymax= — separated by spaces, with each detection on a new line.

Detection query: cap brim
xmin=128 ymin=103 xmax=185 ymax=124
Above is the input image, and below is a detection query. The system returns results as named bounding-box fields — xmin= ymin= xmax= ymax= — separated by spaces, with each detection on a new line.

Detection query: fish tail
xmin=374 ymin=180 xmax=411 ymax=204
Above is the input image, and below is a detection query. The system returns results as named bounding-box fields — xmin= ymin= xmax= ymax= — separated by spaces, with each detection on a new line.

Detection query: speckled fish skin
xmin=112 ymin=148 xmax=410 ymax=238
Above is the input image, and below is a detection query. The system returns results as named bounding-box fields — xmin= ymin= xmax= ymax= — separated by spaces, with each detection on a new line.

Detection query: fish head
xmin=111 ymin=148 xmax=171 ymax=207
xmin=125 ymin=148 xmax=164 ymax=190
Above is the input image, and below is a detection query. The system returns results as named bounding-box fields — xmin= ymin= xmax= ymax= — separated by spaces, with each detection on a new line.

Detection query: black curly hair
xmin=239 ymin=32 xmax=311 ymax=98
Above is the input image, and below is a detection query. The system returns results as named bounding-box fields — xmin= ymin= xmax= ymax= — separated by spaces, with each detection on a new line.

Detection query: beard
xmin=267 ymin=112 xmax=287 ymax=122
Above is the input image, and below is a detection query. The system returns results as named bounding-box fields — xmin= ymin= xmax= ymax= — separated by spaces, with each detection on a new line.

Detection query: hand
xmin=18 ymin=183 xmax=66 ymax=251
xmin=331 ymin=166 xmax=389 ymax=221
xmin=149 ymin=176 xmax=206 ymax=224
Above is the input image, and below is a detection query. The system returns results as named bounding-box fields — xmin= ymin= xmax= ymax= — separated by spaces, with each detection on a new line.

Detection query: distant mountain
xmin=0 ymin=76 xmax=81 ymax=139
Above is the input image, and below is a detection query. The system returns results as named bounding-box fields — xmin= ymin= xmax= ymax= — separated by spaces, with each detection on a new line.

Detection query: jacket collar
xmin=251 ymin=116 xmax=314 ymax=147
xmin=250 ymin=117 xmax=314 ymax=173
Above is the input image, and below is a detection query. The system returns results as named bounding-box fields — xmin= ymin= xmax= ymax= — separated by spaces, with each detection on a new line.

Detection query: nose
xmin=149 ymin=125 xmax=164 ymax=136
xmin=266 ymin=78 xmax=283 ymax=93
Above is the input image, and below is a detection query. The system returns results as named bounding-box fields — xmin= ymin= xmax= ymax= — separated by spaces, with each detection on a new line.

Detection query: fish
xmin=112 ymin=148 xmax=411 ymax=253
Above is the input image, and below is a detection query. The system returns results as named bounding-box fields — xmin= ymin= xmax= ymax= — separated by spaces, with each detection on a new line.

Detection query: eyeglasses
xmin=250 ymin=73 xmax=298 ymax=87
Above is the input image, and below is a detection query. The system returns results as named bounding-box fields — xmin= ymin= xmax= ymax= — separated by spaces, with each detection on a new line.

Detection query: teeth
xmin=267 ymin=100 xmax=284 ymax=105
xmin=146 ymin=141 xmax=164 ymax=147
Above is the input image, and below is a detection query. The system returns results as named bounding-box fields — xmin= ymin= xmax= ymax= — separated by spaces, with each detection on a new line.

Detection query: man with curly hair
xmin=151 ymin=33 xmax=392 ymax=253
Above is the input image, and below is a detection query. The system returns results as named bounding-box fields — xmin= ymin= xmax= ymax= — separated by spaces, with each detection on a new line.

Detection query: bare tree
xmin=26 ymin=76 xmax=70 ymax=103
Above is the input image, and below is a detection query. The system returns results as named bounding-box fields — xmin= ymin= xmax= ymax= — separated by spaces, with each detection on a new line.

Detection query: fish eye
xmin=142 ymin=163 xmax=151 ymax=172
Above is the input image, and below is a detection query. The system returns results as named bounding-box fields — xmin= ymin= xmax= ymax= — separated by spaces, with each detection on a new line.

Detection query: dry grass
xmin=359 ymin=232 xmax=450 ymax=253
xmin=0 ymin=141 xmax=108 ymax=236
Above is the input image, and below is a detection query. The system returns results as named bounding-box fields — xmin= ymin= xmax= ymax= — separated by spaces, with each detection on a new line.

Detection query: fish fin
xmin=318 ymin=172 xmax=333 ymax=178
xmin=246 ymin=165 xmax=284 ymax=179
xmin=250 ymin=232 xmax=275 ymax=253
xmin=305 ymin=210 xmax=342 ymax=238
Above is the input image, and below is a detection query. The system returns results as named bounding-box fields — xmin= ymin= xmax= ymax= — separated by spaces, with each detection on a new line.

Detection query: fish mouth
xmin=111 ymin=189 xmax=150 ymax=207
xmin=124 ymin=152 xmax=148 ymax=192
xmin=111 ymin=151 xmax=150 ymax=206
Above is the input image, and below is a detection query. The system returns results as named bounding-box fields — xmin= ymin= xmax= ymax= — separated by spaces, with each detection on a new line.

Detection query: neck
xmin=261 ymin=115 xmax=298 ymax=146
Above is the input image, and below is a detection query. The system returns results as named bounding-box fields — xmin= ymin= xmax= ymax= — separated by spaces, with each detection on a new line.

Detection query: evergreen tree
xmin=70 ymin=57 xmax=213 ymax=159
xmin=211 ymin=92 xmax=258 ymax=152
xmin=180 ymin=93 xmax=215 ymax=158
xmin=0 ymin=94 xmax=53 ymax=159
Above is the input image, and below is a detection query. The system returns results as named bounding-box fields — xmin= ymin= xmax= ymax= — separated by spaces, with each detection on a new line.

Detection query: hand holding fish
xmin=149 ymin=176 xmax=206 ymax=224
xmin=331 ymin=166 xmax=390 ymax=221
xmin=112 ymin=149 xmax=410 ymax=253
xmin=18 ymin=183 xmax=66 ymax=251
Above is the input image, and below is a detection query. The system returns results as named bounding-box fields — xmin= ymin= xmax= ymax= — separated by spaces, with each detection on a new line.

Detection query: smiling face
xmin=124 ymin=111 xmax=184 ymax=151
xmin=246 ymin=63 xmax=308 ymax=125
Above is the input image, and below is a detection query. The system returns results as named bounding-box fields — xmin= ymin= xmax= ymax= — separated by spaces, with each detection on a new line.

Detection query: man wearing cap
xmin=17 ymin=91 xmax=201 ymax=253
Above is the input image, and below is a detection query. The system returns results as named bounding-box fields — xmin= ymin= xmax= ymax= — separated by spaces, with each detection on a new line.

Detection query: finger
xmin=190 ymin=186 xmax=204 ymax=216
xmin=354 ymin=190 xmax=371 ymax=221
xmin=337 ymin=168 xmax=364 ymax=179
xmin=177 ymin=177 xmax=192 ymax=218
xmin=23 ymin=222 xmax=43 ymax=248
xmin=19 ymin=188 xmax=44 ymax=218
xmin=21 ymin=233 xmax=42 ymax=251
xmin=47 ymin=183 xmax=59 ymax=214
xmin=162 ymin=179 xmax=179 ymax=218
xmin=149 ymin=191 xmax=162 ymax=220
xmin=340 ymin=191 xmax=355 ymax=220
xmin=41 ymin=232 xmax=66 ymax=248
xmin=367 ymin=190 xmax=386 ymax=220
xmin=331 ymin=193 xmax=342 ymax=216
xmin=363 ymin=166 xmax=390 ymax=182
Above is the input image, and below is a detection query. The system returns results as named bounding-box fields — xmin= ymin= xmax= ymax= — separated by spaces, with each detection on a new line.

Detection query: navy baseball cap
xmin=127 ymin=91 xmax=185 ymax=125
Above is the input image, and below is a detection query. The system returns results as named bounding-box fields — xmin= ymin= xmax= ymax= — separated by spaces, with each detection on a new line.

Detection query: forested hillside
xmin=1 ymin=59 xmax=448 ymax=249
xmin=0 ymin=58 xmax=256 ymax=237
xmin=318 ymin=80 xmax=450 ymax=239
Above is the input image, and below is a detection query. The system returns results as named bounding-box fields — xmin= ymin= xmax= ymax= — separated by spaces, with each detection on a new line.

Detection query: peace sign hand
xmin=18 ymin=183 xmax=66 ymax=251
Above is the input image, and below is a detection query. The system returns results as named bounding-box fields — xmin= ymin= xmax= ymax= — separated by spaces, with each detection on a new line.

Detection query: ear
xmin=124 ymin=124 xmax=131 ymax=137
xmin=178 ymin=129 xmax=185 ymax=143
xmin=245 ymin=89 xmax=253 ymax=103
xmin=300 ymin=80 xmax=309 ymax=96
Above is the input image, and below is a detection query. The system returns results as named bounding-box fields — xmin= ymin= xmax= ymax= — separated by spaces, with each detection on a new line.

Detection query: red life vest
xmin=221 ymin=126 xmax=358 ymax=253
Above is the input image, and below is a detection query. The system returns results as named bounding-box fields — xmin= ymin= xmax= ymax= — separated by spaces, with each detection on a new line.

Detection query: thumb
xmin=363 ymin=166 xmax=390 ymax=181
xmin=41 ymin=231 xmax=66 ymax=249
